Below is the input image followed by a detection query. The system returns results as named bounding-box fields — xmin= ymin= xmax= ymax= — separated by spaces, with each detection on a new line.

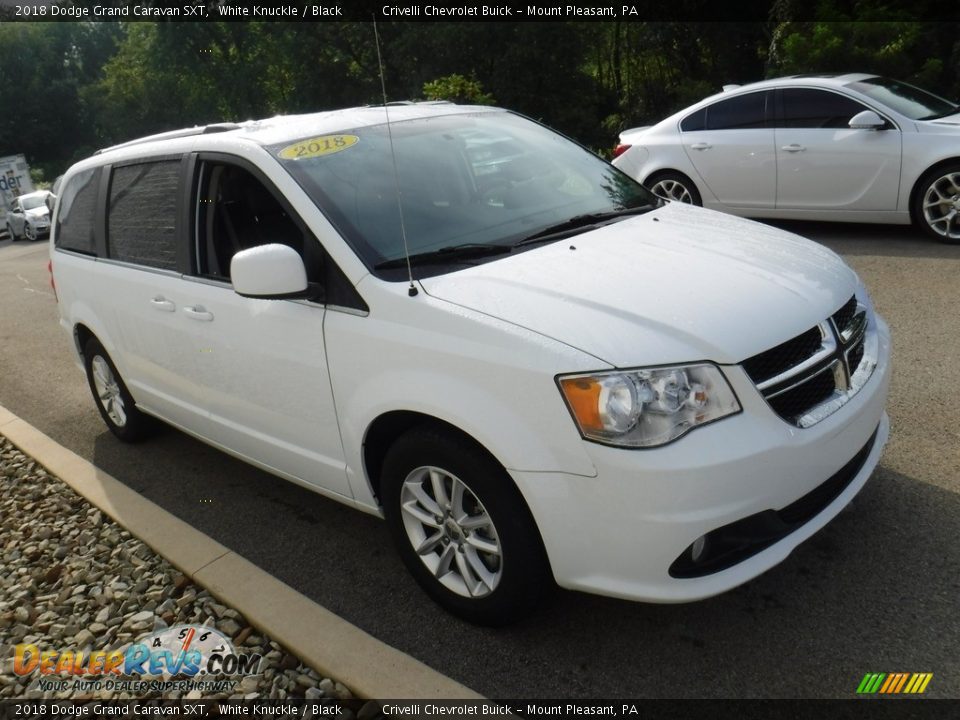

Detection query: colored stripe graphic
xmin=858 ymin=673 xmax=932 ymax=694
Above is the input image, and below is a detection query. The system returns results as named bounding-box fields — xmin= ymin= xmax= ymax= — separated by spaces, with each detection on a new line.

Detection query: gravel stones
xmin=0 ymin=436 xmax=353 ymax=701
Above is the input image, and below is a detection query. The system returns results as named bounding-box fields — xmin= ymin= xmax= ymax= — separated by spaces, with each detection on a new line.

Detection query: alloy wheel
xmin=921 ymin=171 xmax=960 ymax=241
xmin=91 ymin=355 xmax=127 ymax=428
xmin=650 ymin=178 xmax=694 ymax=204
xmin=399 ymin=466 xmax=503 ymax=598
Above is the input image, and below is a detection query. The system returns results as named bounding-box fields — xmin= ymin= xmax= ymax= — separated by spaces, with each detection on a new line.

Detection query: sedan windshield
xmin=271 ymin=111 xmax=655 ymax=277
xmin=846 ymin=77 xmax=959 ymax=121
xmin=21 ymin=195 xmax=47 ymax=211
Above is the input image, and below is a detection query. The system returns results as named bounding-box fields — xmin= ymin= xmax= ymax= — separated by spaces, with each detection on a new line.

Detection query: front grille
xmin=831 ymin=295 xmax=858 ymax=337
xmin=741 ymin=294 xmax=873 ymax=427
xmin=767 ymin=367 xmax=837 ymax=423
xmin=847 ymin=338 xmax=865 ymax=374
xmin=742 ymin=326 xmax=822 ymax=385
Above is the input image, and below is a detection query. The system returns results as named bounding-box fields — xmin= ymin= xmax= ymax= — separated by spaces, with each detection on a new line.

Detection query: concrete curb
xmin=0 ymin=404 xmax=481 ymax=700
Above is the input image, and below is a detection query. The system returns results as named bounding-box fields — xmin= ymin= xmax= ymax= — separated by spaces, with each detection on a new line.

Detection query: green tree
xmin=423 ymin=74 xmax=495 ymax=104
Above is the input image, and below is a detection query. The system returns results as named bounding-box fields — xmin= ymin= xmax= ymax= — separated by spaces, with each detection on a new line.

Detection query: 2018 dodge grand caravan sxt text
xmin=50 ymin=104 xmax=891 ymax=625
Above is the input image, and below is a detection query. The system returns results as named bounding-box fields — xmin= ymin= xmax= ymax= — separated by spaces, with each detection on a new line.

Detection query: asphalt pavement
xmin=0 ymin=223 xmax=957 ymax=699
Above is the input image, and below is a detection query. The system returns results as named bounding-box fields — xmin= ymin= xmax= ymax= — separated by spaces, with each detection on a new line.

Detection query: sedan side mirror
xmin=231 ymin=243 xmax=318 ymax=300
xmin=849 ymin=110 xmax=886 ymax=130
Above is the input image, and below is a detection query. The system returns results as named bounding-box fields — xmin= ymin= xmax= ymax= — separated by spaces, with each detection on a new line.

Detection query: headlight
xmin=558 ymin=364 xmax=741 ymax=448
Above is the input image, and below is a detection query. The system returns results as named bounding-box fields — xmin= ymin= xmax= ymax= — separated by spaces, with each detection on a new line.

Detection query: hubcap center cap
xmin=444 ymin=518 xmax=463 ymax=541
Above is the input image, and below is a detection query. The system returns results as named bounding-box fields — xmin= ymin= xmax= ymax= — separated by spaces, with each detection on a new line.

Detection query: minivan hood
xmin=420 ymin=204 xmax=857 ymax=368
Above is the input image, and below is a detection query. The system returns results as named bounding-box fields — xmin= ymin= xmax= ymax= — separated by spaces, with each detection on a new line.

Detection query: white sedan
xmin=612 ymin=73 xmax=960 ymax=242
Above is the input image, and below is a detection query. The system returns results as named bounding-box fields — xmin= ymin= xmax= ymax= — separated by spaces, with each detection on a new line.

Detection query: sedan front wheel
xmin=916 ymin=164 xmax=960 ymax=243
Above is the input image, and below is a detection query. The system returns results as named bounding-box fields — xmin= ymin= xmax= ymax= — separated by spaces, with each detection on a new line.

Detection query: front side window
xmin=779 ymin=89 xmax=870 ymax=129
xmin=193 ymin=161 xmax=323 ymax=285
xmin=107 ymin=160 xmax=180 ymax=271
xmin=55 ymin=167 xmax=100 ymax=255
xmin=270 ymin=111 xmax=654 ymax=277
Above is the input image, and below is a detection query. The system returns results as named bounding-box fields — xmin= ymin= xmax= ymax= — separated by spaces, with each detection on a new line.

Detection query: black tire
xmin=83 ymin=338 xmax=157 ymax=442
xmin=912 ymin=162 xmax=960 ymax=244
xmin=645 ymin=170 xmax=703 ymax=206
xmin=381 ymin=425 xmax=552 ymax=625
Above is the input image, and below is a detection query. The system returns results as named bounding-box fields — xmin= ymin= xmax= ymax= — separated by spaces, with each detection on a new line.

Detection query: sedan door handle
xmin=183 ymin=305 xmax=214 ymax=322
xmin=781 ymin=144 xmax=806 ymax=152
xmin=150 ymin=296 xmax=175 ymax=312
xmin=690 ymin=142 xmax=712 ymax=151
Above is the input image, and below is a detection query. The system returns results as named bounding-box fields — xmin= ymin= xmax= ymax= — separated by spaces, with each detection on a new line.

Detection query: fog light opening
xmin=690 ymin=535 xmax=707 ymax=563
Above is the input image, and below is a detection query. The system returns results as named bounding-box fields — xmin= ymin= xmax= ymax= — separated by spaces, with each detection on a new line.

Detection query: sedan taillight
xmin=612 ymin=143 xmax=632 ymax=159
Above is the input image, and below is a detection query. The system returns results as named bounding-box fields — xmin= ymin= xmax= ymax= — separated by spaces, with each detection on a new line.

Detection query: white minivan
xmin=51 ymin=104 xmax=891 ymax=624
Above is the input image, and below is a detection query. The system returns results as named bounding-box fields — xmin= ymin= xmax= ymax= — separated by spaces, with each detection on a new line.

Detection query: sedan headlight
xmin=558 ymin=364 xmax=741 ymax=448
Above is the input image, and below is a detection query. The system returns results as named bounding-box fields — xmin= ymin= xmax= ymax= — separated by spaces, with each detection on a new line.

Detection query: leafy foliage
xmin=0 ymin=17 xmax=957 ymax=177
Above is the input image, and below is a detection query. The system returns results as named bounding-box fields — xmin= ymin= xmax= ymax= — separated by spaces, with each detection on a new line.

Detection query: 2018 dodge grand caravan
xmin=50 ymin=104 xmax=891 ymax=624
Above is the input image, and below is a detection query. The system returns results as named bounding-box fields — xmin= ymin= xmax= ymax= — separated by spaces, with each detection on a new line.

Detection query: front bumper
xmin=511 ymin=316 xmax=891 ymax=602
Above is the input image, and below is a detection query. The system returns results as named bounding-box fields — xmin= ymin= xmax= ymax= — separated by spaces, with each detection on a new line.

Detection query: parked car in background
xmin=51 ymin=103 xmax=889 ymax=624
xmin=613 ymin=74 xmax=960 ymax=243
xmin=6 ymin=190 xmax=53 ymax=241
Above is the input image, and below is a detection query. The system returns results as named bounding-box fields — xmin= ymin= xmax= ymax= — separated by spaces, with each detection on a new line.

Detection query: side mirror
xmin=231 ymin=243 xmax=315 ymax=300
xmin=849 ymin=110 xmax=886 ymax=130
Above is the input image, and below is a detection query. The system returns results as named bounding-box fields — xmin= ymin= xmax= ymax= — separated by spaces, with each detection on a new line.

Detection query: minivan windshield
xmin=846 ymin=76 xmax=959 ymax=121
xmin=271 ymin=111 xmax=655 ymax=277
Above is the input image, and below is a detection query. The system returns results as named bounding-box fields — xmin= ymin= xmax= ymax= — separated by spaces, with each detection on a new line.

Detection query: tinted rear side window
xmin=108 ymin=160 xmax=180 ymax=270
xmin=780 ymin=89 xmax=869 ymax=129
xmin=705 ymin=92 xmax=769 ymax=130
xmin=680 ymin=108 xmax=706 ymax=132
xmin=55 ymin=167 xmax=100 ymax=255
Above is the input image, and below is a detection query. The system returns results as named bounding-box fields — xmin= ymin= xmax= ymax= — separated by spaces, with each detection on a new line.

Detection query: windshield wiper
xmin=512 ymin=205 xmax=655 ymax=248
xmin=374 ymin=243 xmax=511 ymax=270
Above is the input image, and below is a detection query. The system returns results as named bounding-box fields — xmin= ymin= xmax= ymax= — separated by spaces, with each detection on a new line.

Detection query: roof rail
xmin=380 ymin=100 xmax=454 ymax=107
xmin=94 ymin=123 xmax=242 ymax=155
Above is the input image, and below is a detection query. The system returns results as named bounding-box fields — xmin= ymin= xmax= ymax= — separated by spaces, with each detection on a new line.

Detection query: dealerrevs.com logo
xmin=13 ymin=624 xmax=262 ymax=694
xmin=857 ymin=673 xmax=934 ymax=695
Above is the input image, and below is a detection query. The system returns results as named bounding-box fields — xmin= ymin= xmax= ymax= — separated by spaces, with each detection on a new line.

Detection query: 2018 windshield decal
xmin=277 ymin=135 xmax=359 ymax=160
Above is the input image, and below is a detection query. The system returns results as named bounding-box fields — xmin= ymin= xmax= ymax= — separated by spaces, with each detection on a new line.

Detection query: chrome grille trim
xmin=743 ymin=295 xmax=878 ymax=428
xmin=755 ymin=322 xmax=836 ymax=392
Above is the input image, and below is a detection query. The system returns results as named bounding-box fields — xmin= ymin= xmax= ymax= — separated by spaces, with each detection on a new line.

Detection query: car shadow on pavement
xmin=90 ymin=425 xmax=959 ymax=699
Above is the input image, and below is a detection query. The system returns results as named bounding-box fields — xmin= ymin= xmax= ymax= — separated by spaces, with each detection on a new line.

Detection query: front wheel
xmin=381 ymin=426 xmax=552 ymax=625
xmin=24 ymin=223 xmax=36 ymax=241
xmin=914 ymin=164 xmax=960 ymax=243
xmin=83 ymin=338 xmax=157 ymax=442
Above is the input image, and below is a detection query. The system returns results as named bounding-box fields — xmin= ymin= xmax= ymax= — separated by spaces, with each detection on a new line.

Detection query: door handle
xmin=150 ymin=296 xmax=175 ymax=312
xmin=183 ymin=305 xmax=214 ymax=322
xmin=690 ymin=142 xmax=712 ymax=151
xmin=781 ymin=144 xmax=806 ymax=152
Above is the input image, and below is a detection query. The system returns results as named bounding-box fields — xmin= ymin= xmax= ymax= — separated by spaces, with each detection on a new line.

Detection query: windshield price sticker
xmin=278 ymin=135 xmax=359 ymax=160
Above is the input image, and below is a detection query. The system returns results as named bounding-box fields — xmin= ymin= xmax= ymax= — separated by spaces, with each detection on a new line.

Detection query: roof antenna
xmin=373 ymin=18 xmax=418 ymax=297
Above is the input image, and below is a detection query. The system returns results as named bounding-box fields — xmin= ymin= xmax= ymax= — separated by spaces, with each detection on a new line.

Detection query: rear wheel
xmin=83 ymin=338 xmax=156 ymax=442
xmin=914 ymin=163 xmax=960 ymax=243
xmin=381 ymin=425 xmax=551 ymax=625
xmin=6 ymin=223 xmax=18 ymax=242
xmin=646 ymin=171 xmax=702 ymax=206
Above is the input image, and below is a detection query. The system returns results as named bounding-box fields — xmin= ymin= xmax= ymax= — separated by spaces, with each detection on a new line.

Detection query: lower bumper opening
xmin=668 ymin=425 xmax=879 ymax=579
